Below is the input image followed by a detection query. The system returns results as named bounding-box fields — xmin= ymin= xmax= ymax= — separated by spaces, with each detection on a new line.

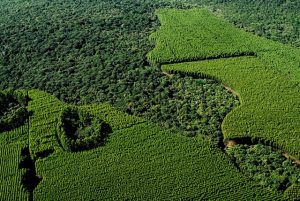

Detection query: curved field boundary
xmin=0 ymin=89 xmax=281 ymax=200
xmin=27 ymin=90 xmax=146 ymax=159
xmin=148 ymin=9 xmax=300 ymax=158
xmin=32 ymin=92 xmax=281 ymax=200
xmin=27 ymin=90 xmax=66 ymax=159
xmin=147 ymin=9 xmax=276 ymax=65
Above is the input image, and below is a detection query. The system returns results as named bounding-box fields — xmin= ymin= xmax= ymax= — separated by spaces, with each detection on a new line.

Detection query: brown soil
xmin=224 ymin=140 xmax=237 ymax=148
xmin=283 ymin=152 xmax=300 ymax=166
xmin=162 ymin=71 xmax=173 ymax=78
xmin=224 ymin=85 xmax=239 ymax=97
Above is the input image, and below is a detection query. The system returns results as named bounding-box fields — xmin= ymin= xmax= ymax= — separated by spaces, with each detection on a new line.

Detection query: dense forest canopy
xmin=210 ymin=0 xmax=300 ymax=47
xmin=0 ymin=89 xmax=28 ymax=132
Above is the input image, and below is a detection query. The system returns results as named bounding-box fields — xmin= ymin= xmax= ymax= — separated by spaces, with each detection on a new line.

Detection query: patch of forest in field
xmin=0 ymin=90 xmax=282 ymax=200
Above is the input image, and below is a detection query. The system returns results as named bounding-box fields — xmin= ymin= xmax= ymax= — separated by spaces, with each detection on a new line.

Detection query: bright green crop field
xmin=0 ymin=143 xmax=28 ymax=200
xmin=0 ymin=90 xmax=281 ymax=200
xmin=147 ymin=9 xmax=274 ymax=64
xmin=0 ymin=90 xmax=28 ymax=200
xmin=149 ymin=9 xmax=300 ymax=160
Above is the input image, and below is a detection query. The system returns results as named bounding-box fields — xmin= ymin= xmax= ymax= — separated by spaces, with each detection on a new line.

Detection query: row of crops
xmin=0 ymin=88 xmax=292 ymax=200
xmin=27 ymin=90 xmax=67 ymax=159
xmin=79 ymin=103 xmax=145 ymax=131
xmin=0 ymin=123 xmax=29 ymax=145
xmin=147 ymin=9 xmax=278 ymax=65
xmin=285 ymin=184 xmax=300 ymax=200
xmin=162 ymin=56 xmax=300 ymax=157
xmin=30 ymin=91 xmax=281 ymax=200
xmin=1 ymin=1 xmax=299 ymax=199
xmin=0 ymin=143 xmax=29 ymax=200
xmin=148 ymin=9 xmax=300 ymax=160
xmin=27 ymin=90 xmax=137 ymax=154
xmin=0 ymin=90 xmax=30 ymax=200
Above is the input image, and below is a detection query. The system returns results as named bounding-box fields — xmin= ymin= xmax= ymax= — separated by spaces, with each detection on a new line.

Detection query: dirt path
xmin=162 ymin=71 xmax=173 ymax=78
xmin=224 ymin=85 xmax=239 ymax=97
xmin=224 ymin=140 xmax=237 ymax=148
xmin=283 ymin=152 xmax=300 ymax=165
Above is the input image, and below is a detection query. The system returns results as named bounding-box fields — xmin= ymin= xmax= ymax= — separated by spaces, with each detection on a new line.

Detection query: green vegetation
xmin=0 ymin=143 xmax=29 ymax=200
xmin=28 ymin=91 xmax=279 ymax=200
xmin=1 ymin=0 xmax=298 ymax=153
xmin=0 ymin=0 xmax=238 ymax=147
xmin=0 ymin=90 xmax=282 ymax=200
xmin=150 ymin=9 xmax=300 ymax=159
xmin=20 ymin=146 xmax=41 ymax=198
xmin=79 ymin=103 xmax=145 ymax=131
xmin=208 ymin=0 xmax=300 ymax=48
xmin=147 ymin=9 xmax=271 ymax=64
xmin=27 ymin=90 xmax=65 ymax=160
xmin=120 ymin=69 xmax=239 ymax=144
xmin=1 ymin=0 xmax=300 ymax=199
xmin=226 ymin=144 xmax=300 ymax=191
xmin=163 ymin=56 xmax=300 ymax=158
xmin=34 ymin=123 xmax=280 ymax=200
xmin=0 ymin=89 xmax=29 ymax=133
xmin=0 ymin=123 xmax=29 ymax=200
xmin=284 ymin=183 xmax=300 ymax=201
xmin=2 ymin=0 xmax=299 ymax=105
xmin=0 ymin=124 xmax=29 ymax=145
xmin=58 ymin=107 xmax=111 ymax=151
xmin=0 ymin=0 xmax=163 ymax=103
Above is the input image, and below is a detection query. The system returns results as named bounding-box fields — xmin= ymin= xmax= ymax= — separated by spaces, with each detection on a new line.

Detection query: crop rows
xmin=0 ymin=90 xmax=29 ymax=200
xmin=79 ymin=103 xmax=145 ymax=131
xmin=0 ymin=89 xmax=281 ymax=200
xmin=284 ymin=184 xmax=300 ymax=200
xmin=147 ymin=9 xmax=276 ymax=65
xmin=33 ymin=120 xmax=281 ymax=200
xmin=28 ymin=90 xmax=66 ymax=159
xmin=161 ymin=43 xmax=300 ymax=159
xmin=23 ymin=94 xmax=280 ymax=200
xmin=0 ymin=123 xmax=29 ymax=145
xmin=149 ymin=9 xmax=300 ymax=160
xmin=0 ymin=144 xmax=28 ymax=201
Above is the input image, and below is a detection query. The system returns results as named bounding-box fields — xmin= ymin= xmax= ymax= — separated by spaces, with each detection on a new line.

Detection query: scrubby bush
xmin=0 ymin=89 xmax=29 ymax=133
xmin=58 ymin=107 xmax=111 ymax=152
xmin=226 ymin=144 xmax=300 ymax=192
